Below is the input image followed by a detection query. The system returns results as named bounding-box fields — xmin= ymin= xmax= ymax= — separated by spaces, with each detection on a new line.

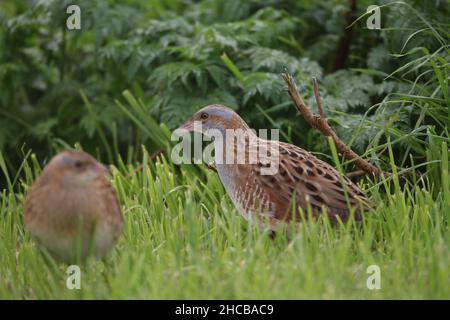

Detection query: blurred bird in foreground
xmin=24 ymin=150 xmax=123 ymax=263
xmin=178 ymin=104 xmax=370 ymax=230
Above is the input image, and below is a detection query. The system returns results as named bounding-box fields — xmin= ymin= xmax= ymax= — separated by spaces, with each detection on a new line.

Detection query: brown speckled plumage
xmin=24 ymin=150 xmax=123 ymax=262
xmin=179 ymin=104 xmax=370 ymax=229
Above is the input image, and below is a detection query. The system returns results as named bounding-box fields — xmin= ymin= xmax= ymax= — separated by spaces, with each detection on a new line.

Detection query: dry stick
xmin=312 ymin=78 xmax=325 ymax=119
xmin=346 ymin=170 xmax=367 ymax=179
xmin=282 ymin=71 xmax=386 ymax=178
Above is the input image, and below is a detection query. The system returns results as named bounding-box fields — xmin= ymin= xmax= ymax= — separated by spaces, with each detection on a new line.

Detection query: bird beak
xmin=95 ymin=163 xmax=111 ymax=175
xmin=103 ymin=164 xmax=112 ymax=175
xmin=177 ymin=120 xmax=195 ymax=132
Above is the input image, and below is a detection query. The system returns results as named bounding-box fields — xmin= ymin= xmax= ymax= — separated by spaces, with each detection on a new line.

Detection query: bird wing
xmin=91 ymin=176 xmax=123 ymax=239
xmin=252 ymin=141 xmax=370 ymax=222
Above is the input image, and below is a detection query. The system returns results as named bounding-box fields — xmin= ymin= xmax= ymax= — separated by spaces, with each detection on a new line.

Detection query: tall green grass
xmin=0 ymin=1 xmax=448 ymax=299
xmin=0 ymin=141 xmax=448 ymax=299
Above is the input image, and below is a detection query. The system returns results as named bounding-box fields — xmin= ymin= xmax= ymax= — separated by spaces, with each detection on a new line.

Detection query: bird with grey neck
xmin=177 ymin=104 xmax=370 ymax=230
xmin=24 ymin=150 xmax=123 ymax=263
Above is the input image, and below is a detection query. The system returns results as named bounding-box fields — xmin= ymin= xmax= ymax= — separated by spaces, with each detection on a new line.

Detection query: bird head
xmin=177 ymin=104 xmax=250 ymax=136
xmin=43 ymin=150 xmax=110 ymax=187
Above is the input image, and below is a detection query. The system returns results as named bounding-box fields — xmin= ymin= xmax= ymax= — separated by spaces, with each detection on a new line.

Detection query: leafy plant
xmin=0 ymin=0 xmax=448 ymax=188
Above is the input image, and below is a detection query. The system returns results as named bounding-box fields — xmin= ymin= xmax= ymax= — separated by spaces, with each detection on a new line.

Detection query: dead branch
xmin=312 ymin=78 xmax=325 ymax=119
xmin=282 ymin=70 xmax=385 ymax=178
xmin=346 ymin=170 xmax=366 ymax=179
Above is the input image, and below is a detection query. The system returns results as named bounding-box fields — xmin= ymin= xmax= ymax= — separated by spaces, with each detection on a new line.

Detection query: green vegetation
xmin=0 ymin=0 xmax=449 ymax=299
xmin=0 ymin=145 xmax=449 ymax=299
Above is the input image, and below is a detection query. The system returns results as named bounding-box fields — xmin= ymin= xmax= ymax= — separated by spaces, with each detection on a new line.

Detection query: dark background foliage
xmin=0 ymin=0 xmax=448 ymax=186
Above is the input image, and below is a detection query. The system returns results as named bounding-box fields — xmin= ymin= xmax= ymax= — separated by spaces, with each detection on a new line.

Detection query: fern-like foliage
xmin=0 ymin=0 xmax=448 ymax=179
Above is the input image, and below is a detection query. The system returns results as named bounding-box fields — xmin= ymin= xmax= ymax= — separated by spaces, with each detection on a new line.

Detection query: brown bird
xmin=178 ymin=104 xmax=370 ymax=229
xmin=24 ymin=150 xmax=123 ymax=262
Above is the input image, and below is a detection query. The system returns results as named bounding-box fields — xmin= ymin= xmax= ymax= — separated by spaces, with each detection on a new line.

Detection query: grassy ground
xmin=0 ymin=144 xmax=449 ymax=299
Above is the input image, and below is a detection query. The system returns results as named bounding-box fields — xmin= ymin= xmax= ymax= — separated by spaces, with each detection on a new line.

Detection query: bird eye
xmin=74 ymin=161 xmax=84 ymax=169
xmin=200 ymin=112 xmax=208 ymax=120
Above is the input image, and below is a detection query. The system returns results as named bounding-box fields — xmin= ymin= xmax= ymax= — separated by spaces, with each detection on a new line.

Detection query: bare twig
xmin=346 ymin=170 xmax=366 ymax=179
xmin=312 ymin=78 xmax=325 ymax=119
xmin=282 ymin=70 xmax=384 ymax=178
